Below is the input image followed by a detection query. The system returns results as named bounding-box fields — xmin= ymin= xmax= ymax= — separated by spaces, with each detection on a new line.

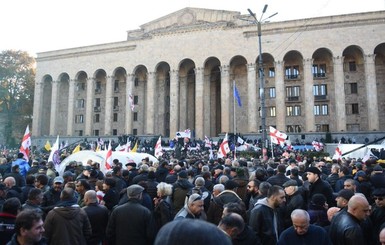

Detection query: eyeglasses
xmin=374 ymin=197 xmax=384 ymax=201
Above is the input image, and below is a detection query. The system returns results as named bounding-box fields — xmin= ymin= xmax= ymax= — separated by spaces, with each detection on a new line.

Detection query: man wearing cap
xmin=213 ymin=165 xmax=224 ymax=184
xmin=171 ymin=170 xmax=194 ymax=216
xmin=41 ymin=176 xmax=64 ymax=213
xmin=175 ymin=193 xmax=206 ymax=220
xmin=282 ymin=180 xmax=305 ymax=228
xmin=335 ymin=189 xmax=354 ymax=210
xmin=355 ymin=170 xmax=372 ymax=202
xmin=329 ymin=194 xmax=371 ymax=245
xmin=106 ymin=184 xmax=155 ymax=245
xmin=125 ymin=160 xmax=138 ymax=186
xmin=370 ymin=188 xmax=385 ymax=244
xmin=306 ymin=166 xmax=335 ymax=207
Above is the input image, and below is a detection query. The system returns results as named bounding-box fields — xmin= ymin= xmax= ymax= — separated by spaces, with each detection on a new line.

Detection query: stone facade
xmin=33 ymin=8 xmax=385 ymax=141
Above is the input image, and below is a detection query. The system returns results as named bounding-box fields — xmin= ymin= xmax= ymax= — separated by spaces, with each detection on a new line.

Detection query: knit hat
xmin=311 ymin=193 xmax=326 ymax=206
xmin=306 ymin=166 xmax=321 ymax=176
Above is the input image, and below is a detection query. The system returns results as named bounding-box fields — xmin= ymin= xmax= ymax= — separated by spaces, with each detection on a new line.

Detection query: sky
xmin=1 ymin=0 xmax=384 ymax=57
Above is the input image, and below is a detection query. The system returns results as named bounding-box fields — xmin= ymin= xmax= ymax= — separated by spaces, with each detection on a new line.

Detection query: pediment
xmin=128 ymin=7 xmax=240 ymax=37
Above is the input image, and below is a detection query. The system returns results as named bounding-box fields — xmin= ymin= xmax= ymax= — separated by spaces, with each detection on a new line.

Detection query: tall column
xmin=195 ymin=67 xmax=204 ymax=139
xmin=49 ymin=80 xmax=59 ymax=136
xmin=169 ymin=70 xmax=179 ymax=138
xmin=32 ymin=81 xmax=44 ymax=136
xmin=179 ymin=76 xmax=188 ymax=130
xmin=364 ymin=54 xmax=379 ymax=130
xmin=146 ymin=72 xmax=156 ymax=134
xmin=303 ymin=58 xmax=315 ymax=132
xmin=220 ymin=65 xmax=231 ymax=133
xmin=333 ymin=56 xmax=346 ymax=131
xmin=104 ymin=75 xmax=114 ymax=135
xmin=66 ymin=79 xmax=76 ymax=136
xmin=125 ymin=74 xmax=134 ymax=134
xmin=247 ymin=63 xmax=258 ymax=132
xmin=274 ymin=61 xmax=285 ymax=130
xmin=85 ymin=77 xmax=94 ymax=136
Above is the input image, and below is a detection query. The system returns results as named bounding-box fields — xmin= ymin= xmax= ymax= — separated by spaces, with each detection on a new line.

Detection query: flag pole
xmin=271 ymin=139 xmax=274 ymax=158
xmin=233 ymin=80 xmax=237 ymax=160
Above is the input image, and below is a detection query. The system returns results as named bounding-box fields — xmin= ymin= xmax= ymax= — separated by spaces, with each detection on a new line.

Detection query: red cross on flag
xmin=218 ymin=133 xmax=230 ymax=158
xmin=269 ymin=126 xmax=288 ymax=146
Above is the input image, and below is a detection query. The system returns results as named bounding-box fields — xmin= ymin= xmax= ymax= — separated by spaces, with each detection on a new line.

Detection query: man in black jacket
xmin=83 ymin=190 xmax=109 ymax=245
xmin=106 ymin=184 xmax=155 ymax=245
xmin=306 ymin=167 xmax=335 ymax=207
xmin=329 ymin=194 xmax=370 ymax=245
xmin=249 ymin=185 xmax=286 ymax=245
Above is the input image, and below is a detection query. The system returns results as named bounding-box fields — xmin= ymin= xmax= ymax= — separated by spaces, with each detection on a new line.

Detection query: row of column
xmin=33 ymin=55 xmax=379 ymax=138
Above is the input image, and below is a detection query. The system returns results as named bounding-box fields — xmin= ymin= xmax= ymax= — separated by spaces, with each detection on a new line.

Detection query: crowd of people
xmin=1 ymin=148 xmax=385 ymax=244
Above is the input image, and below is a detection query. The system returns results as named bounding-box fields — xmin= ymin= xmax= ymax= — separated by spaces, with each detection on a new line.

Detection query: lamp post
xmin=248 ymin=5 xmax=277 ymax=160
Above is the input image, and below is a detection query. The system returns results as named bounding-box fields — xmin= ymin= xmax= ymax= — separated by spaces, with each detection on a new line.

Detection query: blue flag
xmin=234 ymin=84 xmax=242 ymax=107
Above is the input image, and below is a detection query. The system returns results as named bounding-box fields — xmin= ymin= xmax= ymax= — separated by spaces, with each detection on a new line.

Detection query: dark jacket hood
xmin=53 ymin=205 xmax=81 ymax=219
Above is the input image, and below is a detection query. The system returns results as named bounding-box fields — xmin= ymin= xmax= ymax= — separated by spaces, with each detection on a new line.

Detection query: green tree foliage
xmin=0 ymin=50 xmax=35 ymax=147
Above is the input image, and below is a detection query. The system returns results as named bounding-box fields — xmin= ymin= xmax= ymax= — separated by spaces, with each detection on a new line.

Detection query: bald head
xmin=327 ymin=207 xmax=341 ymax=222
xmin=291 ymin=209 xmax=310 ymax=222
xmin=348 ymin=194 xmax=370 ymax=221
xmin=84 ymin=190 xmax=98 ymax=205
xmin=4 ymin=176 xmax=16 ymax=187
xmin=291 ymin=209 xmax=310 ymax=235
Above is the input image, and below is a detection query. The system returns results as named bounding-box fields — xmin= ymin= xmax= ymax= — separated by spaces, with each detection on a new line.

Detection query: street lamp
xmin=247 ymin=5 xmax=278 ymax=160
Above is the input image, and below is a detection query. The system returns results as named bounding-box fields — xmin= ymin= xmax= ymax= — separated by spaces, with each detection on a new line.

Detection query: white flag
xmin=218 ymin=133 xmax=230 ymax=158
xmin=269 ymin=126 xmax=288 ymax=146
xmin=154 ymin=136 xmax=163 ymax=158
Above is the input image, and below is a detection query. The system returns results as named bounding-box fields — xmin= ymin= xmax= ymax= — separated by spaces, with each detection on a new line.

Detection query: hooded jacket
xmin=249 ymin=198 xmax=284 ymax=245
xmin=44 ymin=204 xmax=92 ymax=245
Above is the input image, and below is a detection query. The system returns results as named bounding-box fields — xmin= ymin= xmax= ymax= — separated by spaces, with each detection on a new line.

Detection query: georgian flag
xmin=269 ymin=126 xmax=288 ymax=146
xmin=204 ymin=135 xmax=212 ymax=148
xmin=105 ymin=141 xmax=113 ymax=170
xmin=19 ymin=125 xmax=31 ymax=161
xmin=332 ymin=142 xmax=342 ymax=160
xmin=154 ymin=136 xmax=163 ymax=159
xmin=218 ymin=133 xmax=230 ymax=158
xmin=312 ymin=141 xmax=324 ymax=152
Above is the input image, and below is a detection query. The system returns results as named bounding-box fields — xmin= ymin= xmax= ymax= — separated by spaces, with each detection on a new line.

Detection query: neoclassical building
xmin=33 ymin=8 xmax=385 ymax=140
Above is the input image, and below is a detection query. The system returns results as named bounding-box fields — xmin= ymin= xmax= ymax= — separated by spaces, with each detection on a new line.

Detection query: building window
xmin=350 ymin=83 xmax=358 ymax=94
xmin=269 ymin=87 xmax=276 ymax=98
xmin=112 ymin=129 xmax=118 ymax=135
xmin=94 ymin=114 xmax=100 ymax=123
xmin=352 ymin=103 xmax=359 ymax=114
xmin=75 ymin=130 xmax=83 ymax=136
xmin=312 ymin=64 xmax=326 ymax=78
xmin=134 ymin=78 xmax=139 ymax=87
xmin=286 ymin=105 xmax=301 ymax=116
xmin=95 ymin=81 xmax=101 ymax=93
xmin=285 ymin=65 xmax=299 ymax=79
xmin=348 ymin=61 xmax=356 ymax=72
xmin=286 ymin=125 xmax=301 ymax=133
xmin=133 ymin=128 xmax=138 ymax=135
xmin=133 ymin=112 xmax=138 ymax=121
xmin=94 ymin=130 xmax=99 ymax=136
xmin=316 ymin=124 xmax=329 ymax=132
xmin=314 ymin=105 xmax=328 ymax=115
xmin=134 ymin=96 xmax=139 ymax=105
xmin=286 ymin=86 xmax=300 ymax=101
xmin=313 ymin=84 xmax=327 ymax=96
xmin=113 ymin=113 xmax=118 ymax=122
xmin=75 ymin=115 xmax=84 ymax=123
xmin=76 ymin=82 xmax=85 ymax=91
xmin=113 ymin=97 xmax=119 ymax=110
xmin=346 ymin=103 xmax=359 ymax=115
xmin=269 ymin=107 xmax=276 ymax=117
xmin=76 ymin=99 xmax=85 ymax=109
xmin=114 ymin=80 xmax=119 ymax=92
xmin=268 ymin=67 xmax=275 ymax=78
